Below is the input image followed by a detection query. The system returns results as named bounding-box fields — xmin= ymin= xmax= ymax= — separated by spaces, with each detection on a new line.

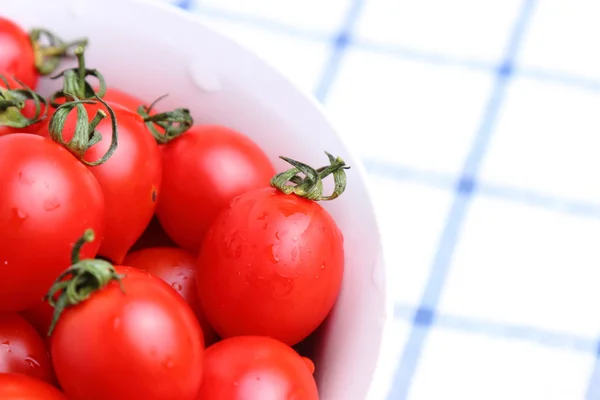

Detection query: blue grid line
xmin=387 ymin=1 xmax=536 ymax=398
xmin=363 ymin=159 xmax=600 ymax=220
xmin=314 ymin=0 xmax=365 ymax=102
xmin=393 ymin=304 xmax=597 ymax=355
xmin=191 ymin=3 xmax=600 ymax=96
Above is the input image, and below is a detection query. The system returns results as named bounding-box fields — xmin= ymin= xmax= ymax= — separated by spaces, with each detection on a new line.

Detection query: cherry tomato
xmin=124 ymin=247 xmax=219 ymax=346
xmin=0 ymin=313 xmax=54 ymax=384
xmin=0 ymin=72 xmax=46 ymax=136
xmin=39 ymin=101 xmax=162 ymax=263
xmin=0 ymin=134 xmax=105 ymax=312
xmin=51 ymin=265 xmax=205 ymax=400
xmin=0 ymin=17 xmax=37 ymax=89
xmin=196 ymin=336 xmax=318 ymax=400
xmin=0 ymin=373 xmax=67 ymax=400
xmin=197 ymin=187 xmax=344 ymax=346
xmin=157 ymin=125 xmax=274 ymax=253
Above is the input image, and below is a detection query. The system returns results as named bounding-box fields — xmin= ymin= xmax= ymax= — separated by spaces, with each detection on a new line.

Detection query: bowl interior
xmin=1 ymin=1 xmax=389 ymax=398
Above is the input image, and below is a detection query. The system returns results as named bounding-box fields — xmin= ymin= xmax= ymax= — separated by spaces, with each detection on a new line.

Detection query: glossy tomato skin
xmin=197 ymin=187 xmax=344 ymax=346
xmin=39 ymin=101 xmax=162 ymax=263
xmin=157 ymin=125 xmax=275 ymax=253
xmin=0 ymin=72 xmax=46 ymax=136
xmin=0 ymin=134 xmax=105 ymax=312
xmin=0 ymin=373 xmax=67 ymax=400
xmin=196 ymin=336 xmax=318 ymax=400
xmin=51 ymin=266 xmax=205 ymax=400
xmin=124 ymin=247 xmax=219 ymax=346
xmin=0 ymin=17 xmax=37 ymax=89
xmin=0 ymin=313 xmax=55 ymax=384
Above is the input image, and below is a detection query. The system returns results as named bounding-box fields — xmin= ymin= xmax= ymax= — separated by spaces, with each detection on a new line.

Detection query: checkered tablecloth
xmin=159 ymin=0 xmax=600 ymax=398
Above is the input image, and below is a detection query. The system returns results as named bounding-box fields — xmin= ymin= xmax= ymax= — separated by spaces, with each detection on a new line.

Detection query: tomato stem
xmin=270 ymin=152 xmax=350 ymax=201
xmin=29 ymin=28 xmax=88 ymax=76
xmin=137 ymin=94 xmax=194 ymax=144
xmin=45 ymin=229 xmax=125 ymax=336
xmin=49 ymin=97 xmax=119 ymax=166
xmin=48 ymin=47 xmax=118 ymax=165
xmin=0 ymin=74 xmax=48 ymax=128
xmin=49 ymin=46 xmax=107 ymax=105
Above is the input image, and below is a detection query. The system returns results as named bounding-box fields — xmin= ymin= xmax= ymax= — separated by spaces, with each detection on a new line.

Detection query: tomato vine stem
xmin=29 ymin=28 xmax=89 ymax=76
xmin=45 ymin=229 xmax=125 ymax=336
xmin=137 ymin=94 xmax=194 ymax=144
xmin=48 ymin=46 xmax=118 ymax=166
xmin=0 ymin=74 xmax=47 ymax=128
xmin=270 ymin=152 xmax=350 ymax=201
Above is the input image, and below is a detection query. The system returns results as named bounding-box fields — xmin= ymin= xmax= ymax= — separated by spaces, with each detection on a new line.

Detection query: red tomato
xmin=196 ymin=336 xmax=318 ymax=400
xmin=51 ymin=265 xmax=204 ymax=400
xmin=0 ymin=313 xmax=54 ymax=384
xmin=157 ymin=125 xmax=275 ymax=253
xmin=39 ymin=101 xmax=162 ymax=263
xmin=0 ymin=134 xmax=105 ymax=311
xmin=19 ymin=300 xmax=54 ymax=342
xmin=0 ymin=72 xmax=46 ymax=136
xmin=0 ymin=373 xmax=67 ymax=400
xmin=0 ymin=17 xmax=37 ymax=89
xmin=197 ymin=187 xmax=344 ymax=346
xmin=124 ymin=247 xmax=219 ymax=346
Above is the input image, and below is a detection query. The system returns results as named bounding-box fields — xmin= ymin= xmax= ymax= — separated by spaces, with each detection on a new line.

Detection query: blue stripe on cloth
xmin=177 ymin=0 xmax=193 ymax=10
xmin=586 ymin=345 xmax=600 ymax=399
xmin=362 ymin=159 xmax=600 ymax=220
xmin=313 ymin=0 xmax=366 ymax=102
xmin=394 ymin=305 xmax=597 ymax=355
xmin=386 ymin=1 xmax=537 ymax=398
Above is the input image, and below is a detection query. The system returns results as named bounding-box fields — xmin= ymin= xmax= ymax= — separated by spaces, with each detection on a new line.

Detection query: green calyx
xmin=0 ymin=75 xmax=47 ymax=128
xmin=30 ymin=28 xmax=89 ymax=77
xmin=44 ymin=229 xmax=125 ymax=336
xmin=270 ymin=151 xmax=351 ymax=201
xmin=48 ymin=46 xmax=118 ymax=166
xmin=137 ymin=94 xmax=194 ymax=144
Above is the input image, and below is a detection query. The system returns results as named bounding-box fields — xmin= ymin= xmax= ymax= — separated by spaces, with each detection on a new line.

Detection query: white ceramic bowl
xmin=0 ymin=0 xmax=391 ymax=398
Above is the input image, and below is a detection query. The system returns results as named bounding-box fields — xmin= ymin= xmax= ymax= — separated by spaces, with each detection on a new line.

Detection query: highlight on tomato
xmin=123 ymin=246 xmax=219 ymax=346
xmin=196 ymin=152 xmax=348 ymax=346
xmin=196 ymin=336 xmax=319 ymax=400
xmin=157 ymin=124 xmax=275 ymax=253
xmin=0 ymin=133 xmax=105 ymax=312
xmin=46 ymin=230 xmax=205 ymax=400
xmin=0 ymin=313 xmax=55 ymax=384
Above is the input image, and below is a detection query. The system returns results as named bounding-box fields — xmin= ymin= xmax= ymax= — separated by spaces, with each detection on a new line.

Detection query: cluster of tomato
xmin=0 ymin=15 xmax=350 ymax=400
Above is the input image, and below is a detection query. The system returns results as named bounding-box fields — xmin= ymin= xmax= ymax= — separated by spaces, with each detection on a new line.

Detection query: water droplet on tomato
xmin=24 ymin=357 xmax=40 ymax=369
xmin=291 ymin=248 xmax=298 ymax=262
xmin=164 ymin=358 xmax=174 ymax=369
xmin=2 ymin=261 xmax=7 ymax=266
xmin=171 ymin=282 xmax=183 ymax=292
xmin=321 ymin=265 xmax=325 ymax=270
xmin=16 ymin=209 xmax=27 ymax=219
